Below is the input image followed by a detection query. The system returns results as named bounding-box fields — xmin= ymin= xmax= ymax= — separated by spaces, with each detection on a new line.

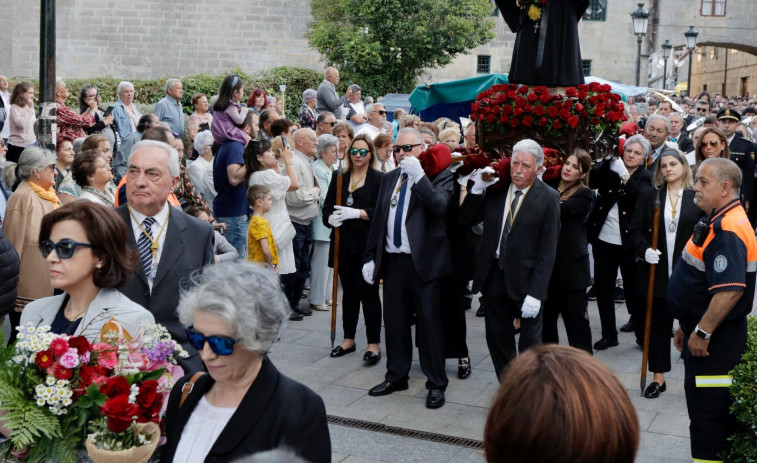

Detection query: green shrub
xmin=727 ymin=315 xmax=757 ymax=462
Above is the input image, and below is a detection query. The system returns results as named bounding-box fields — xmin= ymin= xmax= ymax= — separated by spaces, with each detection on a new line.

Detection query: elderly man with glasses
xmin=356 ymin=103 xmax=387 ymax=140
xmin=315 ymin=111 xmax=336 ymax=137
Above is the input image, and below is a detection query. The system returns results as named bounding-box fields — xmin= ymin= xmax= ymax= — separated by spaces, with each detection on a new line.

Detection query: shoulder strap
xmin=179 ymin=372 xmax=206 ymax=408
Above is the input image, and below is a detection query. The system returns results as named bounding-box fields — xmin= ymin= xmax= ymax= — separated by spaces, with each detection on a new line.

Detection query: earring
xmin=96 ymin=263 xmax=102 ymax=269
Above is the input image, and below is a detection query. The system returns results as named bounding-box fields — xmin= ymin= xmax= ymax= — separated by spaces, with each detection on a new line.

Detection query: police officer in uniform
xmin=717 ymin=109 xmax=754 ymax=212
xmin=667 ymin=158 xmax=757 ymax=462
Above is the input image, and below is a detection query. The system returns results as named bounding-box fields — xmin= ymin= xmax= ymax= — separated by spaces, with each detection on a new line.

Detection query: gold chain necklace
xmin=668 ymin=188 xmax=680 ymax=232
xmin=128 ymin=204 xmax=170 ymax=278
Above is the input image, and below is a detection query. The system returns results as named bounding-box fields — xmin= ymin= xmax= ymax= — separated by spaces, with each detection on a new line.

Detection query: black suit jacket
xmin=162 ymin=358 xmax=330 ymax=463
xmin=364 ymin=168 xmax=453 ymax=283
xmin=674 ymin=135 xmax=694 ymax=154
xmin=549 ymin=186 xmax=593 ymax=291
xmin=587 ymin=161 xmax=653 ymax=250
xmin=631 ymin=188 xmax=704 ymax=297
xmin=115 ymin=204 xmax=214 ymax=368
xmin=459 ymin=178 xmax=561 ymax=300
xmin=728 ymin=133 xmax=755 ymax=202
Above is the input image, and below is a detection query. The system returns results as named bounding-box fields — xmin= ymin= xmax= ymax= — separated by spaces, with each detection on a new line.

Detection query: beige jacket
xmin=2 ymin=181 xmax=58 ymax=302
xmin=285 ymin=150 xmax=320 ymax=225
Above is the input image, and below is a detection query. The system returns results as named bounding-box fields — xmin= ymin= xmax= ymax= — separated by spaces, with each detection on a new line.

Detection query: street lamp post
xmin=661 ymin=40 xmax=672 ymax=90
xmin=684 ymin=26 xmax=699 ymax=97
xmin=630 ymin=3 xmax=650 ymax=87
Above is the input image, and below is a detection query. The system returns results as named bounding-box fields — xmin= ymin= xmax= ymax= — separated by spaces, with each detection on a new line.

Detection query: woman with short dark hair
xmin=21 ymin=201 xmax=154 ymax=340
xmin=72 ymin=149 xmax=115 ymax=207
xmin=79 ymin=85 xmax=116 ymax=151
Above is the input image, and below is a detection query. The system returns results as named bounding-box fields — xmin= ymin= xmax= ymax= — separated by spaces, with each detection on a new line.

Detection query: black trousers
xmin=382 ymin=254 xmax=448 ymax=390
xmin=439 ymin=273 xmax=469 ymax=359
xmin=6 ymin=143 xmax=24 ymax=163
xmin=542 ymin=287 xmax=592 ymax=355
xmin=646 ymin=296 xmax=673 ymax=373
xmin=482 ymin=261 xmax=542 ymax=380
xmin=592 ymin=240 xmax=642 ymax=340
xmin=681 ymin=318 xmax=747 ymax=461
xmin=281 ymin=222 xmax=313 ymax=310
xmin=339 ymin=253 xmax=382 ymax=343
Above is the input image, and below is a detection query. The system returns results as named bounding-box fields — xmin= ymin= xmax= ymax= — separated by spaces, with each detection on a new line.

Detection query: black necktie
xmin=498 ymin=190 xmax=523 ymax=269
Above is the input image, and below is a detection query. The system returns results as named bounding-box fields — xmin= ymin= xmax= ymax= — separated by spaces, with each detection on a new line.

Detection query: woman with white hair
xmin=162 ymin=262 xmax=331 ymax=463
xmin=298 ymin=89 xmax=318 ymax=130
xmin=187 ymin=130 xmax=216 ymax=207
xmin=111 ymin=81 xmax=142 ymax=139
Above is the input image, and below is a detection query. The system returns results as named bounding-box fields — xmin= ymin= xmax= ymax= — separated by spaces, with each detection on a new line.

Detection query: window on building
xmin=701 ymin=0 xmax=726 ymax=16
xmin=477 ymin=55 xmax=491 ymax=74
xmin=583 ymin=0 xmax=607 ymax=21
xmin=581 ymin=60 xmax=592 ymax=77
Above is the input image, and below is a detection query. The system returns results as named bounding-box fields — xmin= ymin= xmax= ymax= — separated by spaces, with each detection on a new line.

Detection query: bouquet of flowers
xmin=0 ymin=322 xmax=187 ymax=463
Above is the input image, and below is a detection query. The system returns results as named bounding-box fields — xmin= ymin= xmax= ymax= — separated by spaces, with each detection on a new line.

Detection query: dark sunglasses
xmin=39 ymin=239 xmax=93 ymax=259
xmin=376 ymin=110 xmax=387 ymax=115
xmin=696 ymin=108 xmax=709 ymax=113
xmin=320 ymin=121 xmax=336 ymax=127
xmin=349 ymin=148 xmax=370 ymax=157
xmin=185 ymin=329 xmax=240 ymax=356
xmin=702 ymin=140 xmax=722 ymax=146
xmin=393 ymin=144 xmax=422 ymax=154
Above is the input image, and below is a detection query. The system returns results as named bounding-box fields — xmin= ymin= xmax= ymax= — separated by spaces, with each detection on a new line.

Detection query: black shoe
xmin=289 ymin=311 xmax=304 ymax=321
xmin=643 ymin=381 xmax=666 ymax=398
xmin=614 ymin=286 xmax=625 ymax=303
xmin=363 ymin=351 xmax=381 ymax=365
xmin=586 ymin=286 xmax=597 ymax=301
xmin=294 ymin=305 xmax=313 ymax=316
xmin=620 ymin=319 xmax=635 ymax=332
xmin=330 ymin=344 xmax=356 ymax=358
xmin=426 ymin=389 xmax=445 ymax=408
xmin=368 ymin=380 xmax=409 ymax=396
xmin=593 ymin=337 xmax=619 ymax=351
xmin=636 ymin=338 xmax=643 ymax=347
xmin=458 ymin=357 xmax=471 ymax=379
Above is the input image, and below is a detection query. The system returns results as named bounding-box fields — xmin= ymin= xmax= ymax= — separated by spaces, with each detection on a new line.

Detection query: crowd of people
xmin=0 ymin=68 xmax=755 ymax=461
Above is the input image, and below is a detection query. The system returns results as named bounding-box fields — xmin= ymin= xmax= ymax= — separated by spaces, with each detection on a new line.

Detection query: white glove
xmin=450 ymin=161 xmax=463 ymax=173
xmin=521 ymin=295 xmax=541 ymax=319
xmin=609 ymin=158 xmax=629 ymax=178
xmin=334 ymin=205 xmax=361 ymax=220
xmin=644 ymin=248 xmax=662 ymax=264
xmin=457 ymin=172 xmax=472 ymax=187
xmin=471 ymin=167 xmax=499 ymax=195
xmin=362 ymin=260 xmax=375 ymax=285
xmin=328 ymin=214 xmax=344 ymax=228
xmin=400 ymin=156 xmax=425 ymax=183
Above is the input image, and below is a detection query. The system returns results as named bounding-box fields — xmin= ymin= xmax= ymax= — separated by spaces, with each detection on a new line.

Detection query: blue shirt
xmin=154 ymin=95 xmax=185 ymax=137
xmin=212 ymin=141 xmax=249 ymax=218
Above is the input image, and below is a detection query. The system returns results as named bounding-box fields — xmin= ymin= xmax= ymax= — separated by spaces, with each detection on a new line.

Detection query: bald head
xmin=294 ymin=128 xmax=318 ymax=157
xmin=0 ymin=76 xmax=8 ymax=92
xmin=325 ymin=67 xmax=340 ymax=85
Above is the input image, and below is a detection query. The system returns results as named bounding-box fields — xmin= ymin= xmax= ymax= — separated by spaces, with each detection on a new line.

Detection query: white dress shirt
xmin=385 ymin=172 xmax=414 ymax=254
xmin=129 ymin=202 xmax=170 ymax=289
xmin=495 ymin=183 xmax=532 ymax=258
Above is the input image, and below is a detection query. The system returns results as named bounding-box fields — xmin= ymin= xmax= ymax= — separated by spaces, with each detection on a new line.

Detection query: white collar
xmin=130 ymin=202 xmax=170 ymax=226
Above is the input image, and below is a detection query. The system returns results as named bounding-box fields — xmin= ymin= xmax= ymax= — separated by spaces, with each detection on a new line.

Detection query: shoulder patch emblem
xmin=714 ymin=255 xmax=728 ymax=273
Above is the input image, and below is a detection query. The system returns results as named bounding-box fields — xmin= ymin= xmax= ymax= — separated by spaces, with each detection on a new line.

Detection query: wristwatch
xmin=694 ymin=324 xmax=711 ymax=340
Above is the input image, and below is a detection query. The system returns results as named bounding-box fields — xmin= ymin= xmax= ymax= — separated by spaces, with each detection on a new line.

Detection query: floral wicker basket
xmin=85 ymin=422 xmax=160 ymax=463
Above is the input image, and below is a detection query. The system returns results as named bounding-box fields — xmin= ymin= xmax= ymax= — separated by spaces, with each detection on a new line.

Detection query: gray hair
xmin=73 ymin=137 xmax=86 ymax=154
xmin=17 ymin=147 xmax=56 ymax=181
xmin=128 ymin=140 xmax=180 ymax=177
xmin=700 ymin=158 xmax=742 ymax=197
xmin=624 ymin=134 xmax=652 ymax=157
xmin=193 ymin=131 xmax=214 ymax=154
xmin=419 ymin=127 xmax=437 ymax=143
xmin=397 ymin=128 xmax=423 ymax=144
xmin=668 ymin=112 xmax=684 ymax=122
xmin=365 ymin=103 xmax=375 ymax=114
xmin=165 ymin=78 xmax=181 ymax=92
xmin=116 ymin=81 xmax=134 ymax=96
xmin=349 ymin=84 xmax=361 ymax=93
xmin=302 ymin=88 xmax=317 ymax=105
xmin=177 ymin=262 xmax=289 ymax=354
xmin=364 ymin=96 xmax=374 ymax=105
xmin=512 ymin=139 xmax=544 ymax=167
xmin=647 ymin=114 xmax=670 ymax=133
xmin=1 ymin=161 xmax=16 ymax=190
xmin=317 ymin=134 xmax=339 ymax=157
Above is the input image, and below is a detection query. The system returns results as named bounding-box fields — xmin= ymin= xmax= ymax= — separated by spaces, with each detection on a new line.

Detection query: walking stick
xmin=640 ymin=192 xmax=661 ymax=396
xmin=330 ymin=161 xmax=343 ymax=349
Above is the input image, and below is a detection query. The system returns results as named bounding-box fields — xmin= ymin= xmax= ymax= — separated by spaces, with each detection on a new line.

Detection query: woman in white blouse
xmin=631 ymin=148 xmax=704 ymax=399
xmin=72 ymin=149 xmax=115 ymax=207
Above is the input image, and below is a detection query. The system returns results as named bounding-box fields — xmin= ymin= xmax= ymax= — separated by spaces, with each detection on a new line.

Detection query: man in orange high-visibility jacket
xmin=668 ymin=158 xmax=757 ymax=462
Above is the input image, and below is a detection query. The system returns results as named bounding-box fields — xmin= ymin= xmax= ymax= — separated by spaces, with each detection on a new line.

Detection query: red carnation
xmin=527 ymin=93 xmax=538 ymax=103
xmin=50 ymin=338 xmax=69 ymax=357
xmin=68 ymin=336 xmax=91 ymax=355
xmin=510 ymin=118 xmax=520 ymax=128
xmin=565 ymin=87 xmax=578 ymax=97
xmin=102 ymin=395 xmax=139 ymax=433
xmin=478 ymin=114 xmax=485 ymax=121
xmin=486 ymin=114 xmax=496 ymax=125
xmin=588 ymin=96 xmax=599 ymax=105
xmin=53 ymin=363 xmax=73 ymax=381
xmin=101 ymin=376 xmax=131 ymax=399
xmin=568 ymin=116 xmax=579 ymax=128
xmin=552 ymin=120 xmax=563 ymax=130
xmin=590 ymin=117 xmax=600 ymax=125
xmin=500 ymin=115 xmax=509 ymax=124
xmin=522 ymin=116 xmax=534 ymax=127
xmin=578 ymin=91 xmax=588 ymax=100
xmin=523 ymin=104 xmax=533 ymax=113
xmin=600 ymin=84 xmax=612 ymax=92
xmin=578 ymin=84 xmax=589 ymax=92
xmin=502 ymin=105 xmax=513 ymax=115
xmin=483 ymin=105 xmax=491 ymax=114
xmin=517 ymin=85 xmax=529 ymax=94
xmin=533 ymin=105 xmax=546 ymax=116
xmin=547 ymin=107 xmax=558 ymax=118
xmin=559 ymin=109 xmax=571 ymax=121
xmin=575 ymin=103 xmax=584 ymax=112
xmin=541 ymin=0 xmax=547 ymax=4
xmin=507 ymin=90 xmax=517 ymax=100
xmin=35 ymin=350 xmax=54 ymax=370
xmin=538 ymin=117 xmax=548 ymax=127
xmin=595 ymin=107 xmax=605 ymax=117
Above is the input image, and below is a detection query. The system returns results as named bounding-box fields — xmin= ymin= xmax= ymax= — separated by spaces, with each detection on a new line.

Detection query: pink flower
xmin=59 ymin=348 xmax=80 ymax=369
xmin=79 ymin=351 xmax=90 ymax=363
xmin=93 ymin=343 xmax=118 ymax=370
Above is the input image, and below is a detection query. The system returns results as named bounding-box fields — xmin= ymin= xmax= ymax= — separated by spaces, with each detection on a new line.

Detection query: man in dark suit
xmin=459 ymin=139 xmax=560 ymax=380
xmin=668 ymin=112 xmax=694 ymax=154
xmin=117 ymin=140 xmax=214 ymax=373
xmin=717 ymin=108 xmax=755 ymax=217
xmin=363 ymin=128 xmax=453 ymax=408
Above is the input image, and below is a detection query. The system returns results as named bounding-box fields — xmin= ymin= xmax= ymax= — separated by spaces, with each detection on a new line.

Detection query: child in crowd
xmin=184 ymin=206 xmax=238 ymax=263
xmin=247 ymin=184 xmax=278 ymax=272
xmin=210 ymin=74 xmax=248 ymax=145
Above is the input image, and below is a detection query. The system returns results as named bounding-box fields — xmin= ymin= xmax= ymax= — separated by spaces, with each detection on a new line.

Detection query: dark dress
xmin=323 ymin=168 xmax=383 ymax=343
xmin=497 ymin=0 xmax=589 ymax=86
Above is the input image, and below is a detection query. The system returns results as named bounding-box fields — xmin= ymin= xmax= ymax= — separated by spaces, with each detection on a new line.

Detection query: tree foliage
xmin=307 ymin=0 xmax=496 ymax=95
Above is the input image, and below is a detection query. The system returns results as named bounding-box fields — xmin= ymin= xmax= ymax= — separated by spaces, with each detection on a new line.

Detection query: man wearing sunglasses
xmin=363 ymin=128 xmax=454 ymax=409
xmin=116 ymin=140 xmax=214 ymax=373
xmin=356 ymin=103 xmax=387 ymax=140
xmin=315 ymin=111 xmax=336 ymax=137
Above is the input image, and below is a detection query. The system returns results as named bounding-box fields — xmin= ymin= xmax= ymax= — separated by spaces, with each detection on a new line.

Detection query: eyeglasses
xmin=349 ymin=148 xmax=370 ymax=157
xmin=696 ymin=108 xmax=709 ymax=113
xmin=376 ymin=110 xmax=387 ymax=115
xmin=393 ymin=144 xmax=422 ymax=154
xmin=39 ymin=239 xmax=94 ymax=259
xmin=321 ymin=121 xmax=336 ymax=127
xmin=185 ymin=329 xmax=240 ymax=356
xmin=702 ymin=140 xmax=722 ymax=147
xmin=85 ymin=93 xmax=97 ymax=98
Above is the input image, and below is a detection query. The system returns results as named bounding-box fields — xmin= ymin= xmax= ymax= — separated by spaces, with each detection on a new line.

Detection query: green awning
xmin=408 ymin=73 xmax=509 ymax=111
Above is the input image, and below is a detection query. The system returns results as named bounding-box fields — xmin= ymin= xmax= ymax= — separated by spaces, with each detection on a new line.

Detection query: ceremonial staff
xmin=330 ymin=155 xmax=344 ymax=349
xmin=640 ymin=192 xmax=661 ymax=396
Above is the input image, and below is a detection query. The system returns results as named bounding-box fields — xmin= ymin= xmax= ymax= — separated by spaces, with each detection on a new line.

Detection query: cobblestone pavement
xmin=269 ymin=291 xmax=693 ymax=463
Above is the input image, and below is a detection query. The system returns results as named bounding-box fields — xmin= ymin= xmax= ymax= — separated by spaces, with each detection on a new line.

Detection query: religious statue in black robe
xmin=496 ymin=0 xmax=590 ymax=87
